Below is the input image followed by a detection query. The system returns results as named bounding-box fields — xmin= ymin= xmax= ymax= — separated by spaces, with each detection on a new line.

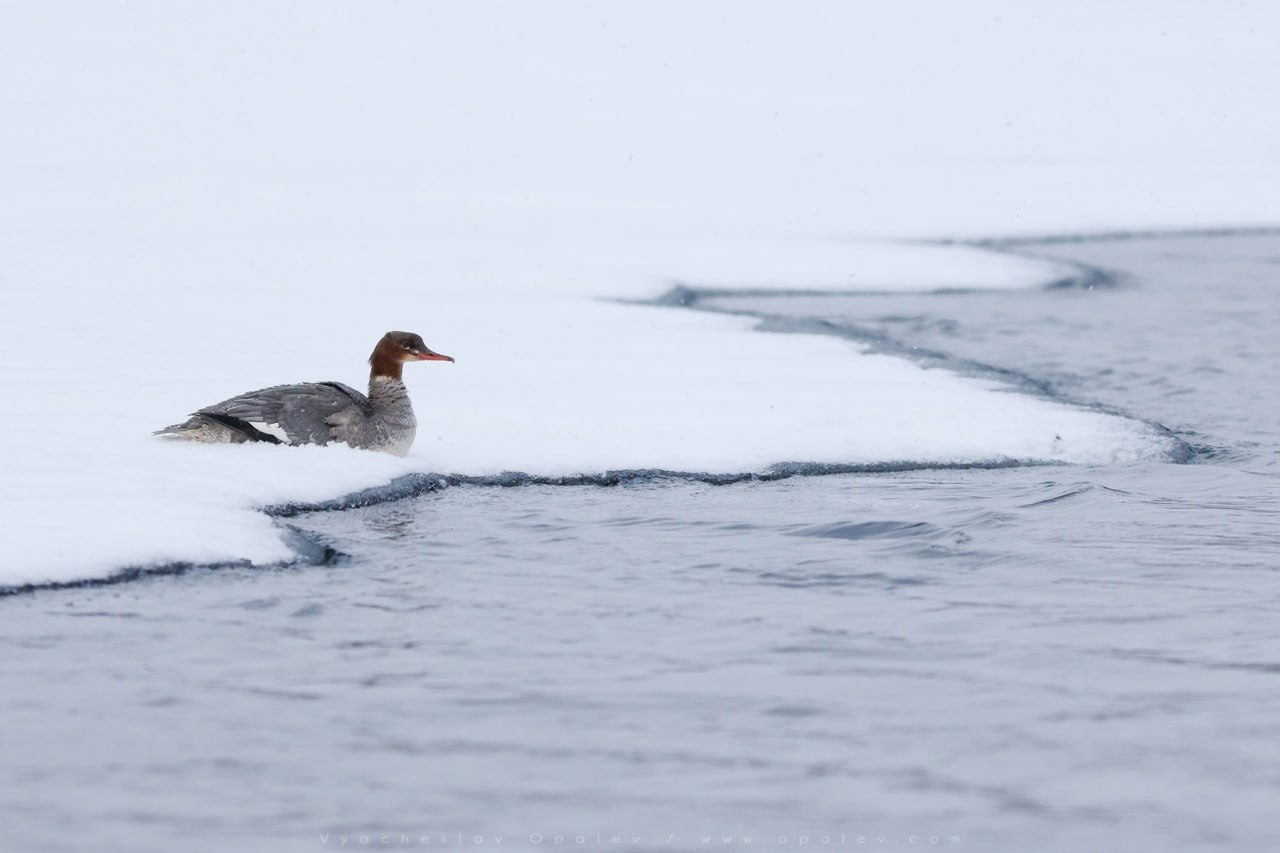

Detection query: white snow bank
xmin=429 ymin=299 xmax=1173 ymax=476
xmin=3 ymin=0 xmax=1264 ymax=586
xmin=0 ymin=245 xmax=1177 ymax=588
xmin=0 ymin=443 xmax=418 ymax=588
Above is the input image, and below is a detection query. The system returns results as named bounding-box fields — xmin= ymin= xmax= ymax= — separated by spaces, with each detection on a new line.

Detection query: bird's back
xmin=199 ymin=381 xmax=371 ymax=446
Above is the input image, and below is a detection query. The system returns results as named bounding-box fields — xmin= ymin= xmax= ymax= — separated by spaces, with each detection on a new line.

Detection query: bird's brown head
xmin=370 ymin=330 xmax=454 ymax=380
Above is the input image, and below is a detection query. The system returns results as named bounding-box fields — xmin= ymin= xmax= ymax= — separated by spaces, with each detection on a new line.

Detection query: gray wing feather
xmin=199 ymin=382 xmax=370 ymax=446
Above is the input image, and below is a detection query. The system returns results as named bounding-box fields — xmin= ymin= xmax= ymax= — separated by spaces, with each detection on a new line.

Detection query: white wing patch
xmin=251 ymin=422 xmax=291 ymax=443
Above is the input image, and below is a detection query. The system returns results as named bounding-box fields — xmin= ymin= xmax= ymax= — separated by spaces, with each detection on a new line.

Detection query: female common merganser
xmin=154 ymin=331 xmax=453 ymax=456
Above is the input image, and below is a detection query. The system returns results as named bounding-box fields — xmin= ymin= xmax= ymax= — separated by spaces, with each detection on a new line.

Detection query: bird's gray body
xmin=155 ymin=376 xmax=418 ymax=456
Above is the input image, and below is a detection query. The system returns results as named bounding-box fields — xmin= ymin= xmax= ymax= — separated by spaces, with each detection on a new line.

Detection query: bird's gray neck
xmin=368 ymin=376 xmax=417 ymax=453
xmin=369 ymin=375 xmax=410 ymax=406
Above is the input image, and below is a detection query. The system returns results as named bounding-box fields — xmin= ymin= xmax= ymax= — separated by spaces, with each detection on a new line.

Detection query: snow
xmin=3 ymin=1 xmax=1275 ymax=587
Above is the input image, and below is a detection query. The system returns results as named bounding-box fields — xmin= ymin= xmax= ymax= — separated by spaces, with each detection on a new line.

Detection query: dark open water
xmin=3 ymin=234 xmax=1279 ymax=852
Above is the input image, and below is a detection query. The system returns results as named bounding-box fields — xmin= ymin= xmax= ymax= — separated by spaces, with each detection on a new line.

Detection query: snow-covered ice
xmin=0 ymin=239 xmax=1175 ymax=588
xmin=2 ymin=1 xmax=1276 ymax=586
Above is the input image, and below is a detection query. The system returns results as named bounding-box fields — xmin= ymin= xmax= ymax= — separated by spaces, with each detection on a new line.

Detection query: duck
xmin=154 ymin=331 xmax=453 ymax=456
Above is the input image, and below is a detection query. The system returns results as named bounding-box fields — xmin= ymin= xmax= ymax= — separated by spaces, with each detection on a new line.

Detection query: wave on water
xmin=261 ymin=459 xmax=1044 ymax=517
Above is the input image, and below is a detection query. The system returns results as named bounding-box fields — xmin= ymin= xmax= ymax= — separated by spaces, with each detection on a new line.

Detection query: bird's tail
xmin=152 ymin=418 xmax=201 ymax=439
xmin=152 ymin=413 xmax=281 ymax=444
